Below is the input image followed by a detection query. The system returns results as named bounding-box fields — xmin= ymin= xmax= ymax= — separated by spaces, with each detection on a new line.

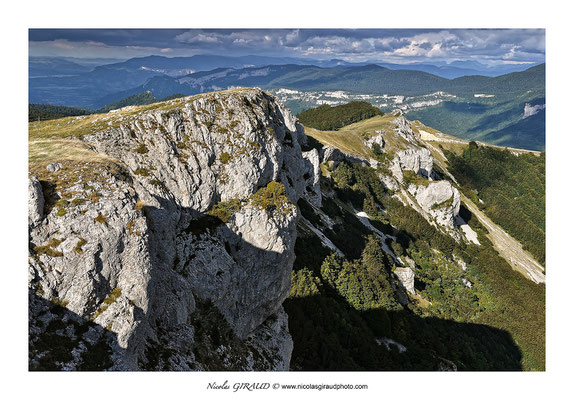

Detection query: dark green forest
xmin=29 ymin=92 xmax=189 ymax=122
xmin=96 ymin=91 xmax=158 ymax=113
xmin=28 ymin=104 xmax=93 ymax=122
xmin=445 ymin=143 xmax=545 ymax=264
xmin=296 ymin=101 xmax=383 ymax=131
xmin=97 ymin=91 xmax=186 ymax=113
xmin=286 ymin=161 xmax=545 ymax=371
xmin=407 ymin=94 xmax=545 ymax=151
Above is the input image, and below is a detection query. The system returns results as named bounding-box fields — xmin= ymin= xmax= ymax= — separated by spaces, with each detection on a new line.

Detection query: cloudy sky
xmin=29 ymin=29 xmax=545 ymax=65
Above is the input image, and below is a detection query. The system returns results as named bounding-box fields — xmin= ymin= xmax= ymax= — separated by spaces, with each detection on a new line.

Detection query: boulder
xmin=46 ymin=162 xmax=62 ymax=172
xmin=408 ymin=180 xmax=461 ymax=229
xmin=394 ymin=147 xmax=433 ymax=178
xmin=394 ymin=267 xmax=415 ymax=294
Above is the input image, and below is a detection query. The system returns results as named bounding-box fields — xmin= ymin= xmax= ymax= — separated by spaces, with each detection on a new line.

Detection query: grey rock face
xmin=407 ymin=180 xmax=461 ymax=229
xmin=365 ymin=134 xmax=385 ymax=150
xmin=28 ymin=166 xmax=153 ymax=370
xmin=246 ymin=307 xmax=293 ymax=371
xmin=393 ymin=147 xmax=433 ymax=178
xmin=320 ymin=145 xmax=369 ymax=168
xmin=28 ymin=176 xmax=44 ymax=226
xmin=84 ymin=90 xmax=307 ymax=208
xmin=28 ymin=88 xmax=314 ymax=371
xmin=393 ymin=115 xmax=419 ymax=143
xmin=379 ymin=172 xmax=400 ymax=192
xmin=389 ymin=160 xmax=405 ymax=183
xmin=178 ymin=204 xmax=298 ymax=339
xmin=320 ymin=145 xmax=345 ymax=168
xmin=302 ymin=149 xmax=322 ymax=207
xmin=368 ymin=158 xmax=380 ymax=168
xmin=46 ymin=162 xmax=62 ymax=172
xmin=379 ymin=126 xmax=463 ymax=237
xmin=394 ymin=267 xmax=415 ymax=294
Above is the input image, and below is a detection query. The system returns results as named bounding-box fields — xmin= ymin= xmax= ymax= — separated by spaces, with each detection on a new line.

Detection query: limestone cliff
xmin=28 ymin=88 xmax=316 ymax=371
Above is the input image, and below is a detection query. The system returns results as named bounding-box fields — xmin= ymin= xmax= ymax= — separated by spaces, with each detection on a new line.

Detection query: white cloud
xmin=30 ymin=29 xmax=545 ymax=65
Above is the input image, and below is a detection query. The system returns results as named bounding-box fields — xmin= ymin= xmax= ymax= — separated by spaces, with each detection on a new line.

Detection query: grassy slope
xmin=300 ymin=116 xmax=545 ymax=370
xmin=29 ymin=104 xmax=93 ymax=122
xmin=297 ymin=101 xmax=383 ymax=131
xmin=304 ymin=114 xmax=418 ymax=159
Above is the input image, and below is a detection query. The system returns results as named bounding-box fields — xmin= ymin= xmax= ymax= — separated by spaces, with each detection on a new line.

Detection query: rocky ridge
xmin=28 ymin=88 xmax=319 ymax=370
xmin=296 ymin=111 xmax=484 ymax=314
xmin=359 ymin=114 xmax=467 ymax=237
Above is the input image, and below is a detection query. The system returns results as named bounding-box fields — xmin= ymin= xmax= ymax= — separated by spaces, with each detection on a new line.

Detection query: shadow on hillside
xmin=29 ymin=201 xmax=523 ymax=372
xmin=29 ymin=291 xmax=120 ymax=371
xmin=284 ymin=292 xmax=523 ymax=371
xmin=29 ymin=197 xmax=294 ymax=371
xmin=443 ymin=101 xmax=490 ymax=114
xmin=29 ymin=174 xmax=523 ymax=371
xmin=467 ymin=107 xmax=519 ymax=133
xmin=483 ymin=110 xmax=545 ymax=151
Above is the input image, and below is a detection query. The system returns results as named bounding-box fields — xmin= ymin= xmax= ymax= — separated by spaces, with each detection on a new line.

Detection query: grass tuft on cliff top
xmin=250 ymin=181 xmax=294 ymax=216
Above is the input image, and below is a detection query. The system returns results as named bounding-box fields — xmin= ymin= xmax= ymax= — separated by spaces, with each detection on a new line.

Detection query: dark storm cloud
xmin=29 ymin=28 xmax=545 ymax=65
xmin=29 ymin=29 xmax=189 ymax=48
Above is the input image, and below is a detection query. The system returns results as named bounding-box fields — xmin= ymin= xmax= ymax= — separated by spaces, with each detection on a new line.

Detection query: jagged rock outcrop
xmin=302 ymin=149 xmax=322 ymax=207
xmin=180 ymin=203 xmax=298 ymax=339
xmin=394 ymin=267 xmax=415 ymax=294
xmin=393 ymin=147 xmax=433 ymax=179
xmin=29 ymin=164 xmax=151 ymax=370
xmin=407 ymin=180 xmax=461 ymax=230
xmin=320 ymin=145 xmax=345 ymax=168
xmin=28 ymin=176 xmax=44 ymax=227
xmin=392 ymin=113 xmax=420 ymax=144
xmin=28 ymin=88 xmax=313 ymax=371
xmin=320 ymin=145 xmax=367 ymax=168
xmin=365 ymin=133 xmax=385 ymax=150
xmin=245 ymin=308 xmax=293 ymax=370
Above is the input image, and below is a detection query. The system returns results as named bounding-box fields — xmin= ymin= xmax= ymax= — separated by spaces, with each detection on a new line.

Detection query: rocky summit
xmin=28 ymin=88 xmax=319 ymax=370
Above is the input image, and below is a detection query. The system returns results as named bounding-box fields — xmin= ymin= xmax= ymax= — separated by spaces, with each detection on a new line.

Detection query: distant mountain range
xmin=28 ymin=55 xmax=545 ymax=150
xmin=29 ymin=57 xmax=126 ymax=77
xmin=89 ymin=64 xmax=545 ymax=149
xmin=29 ymin=55 xmax=540 ymax=107
xmin=29 ymin=58 xmax=544 ymax=108
xmin=30 ymin=54 xmax=535 ymax=78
